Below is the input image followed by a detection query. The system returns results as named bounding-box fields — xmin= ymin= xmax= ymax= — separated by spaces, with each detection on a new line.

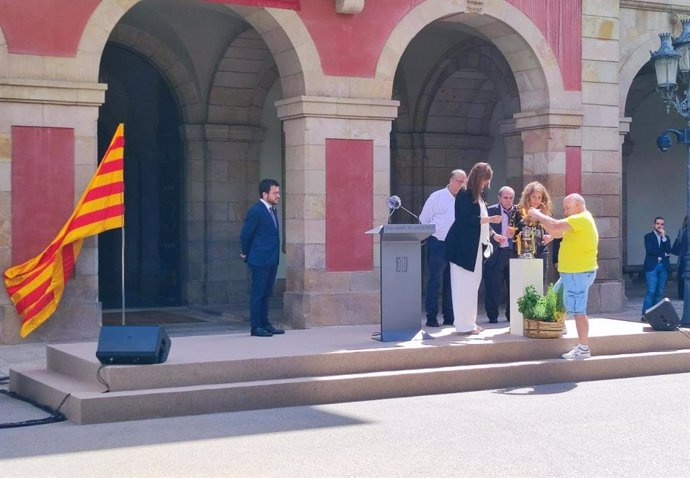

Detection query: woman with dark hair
xmin=445 ymin=162 xmax=502 ymax=334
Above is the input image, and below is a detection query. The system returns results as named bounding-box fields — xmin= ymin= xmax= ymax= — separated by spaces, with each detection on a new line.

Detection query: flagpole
xmin=120 ymin=124 xmax=126 ymax=327
xmin=121 ymin=226 xmax=125 ymax=326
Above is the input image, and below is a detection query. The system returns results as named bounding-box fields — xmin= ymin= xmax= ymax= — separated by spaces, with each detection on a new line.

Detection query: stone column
xmin=514 ymin=110 xmax=582 ymax=287
xmin=498 ymin=119 xmax=524 ymax=193
xmin=0 ymin=79 xmax=106 ymax=343
xmin=276 ymin=96 xmax=399 ymax=328
xmin=181 ymin=123 xmax=265 ymax=306
xmin=514 ymin=110 xmax=582 ymax=202
xmin=580 ymin=0 xmax=625 ymax=312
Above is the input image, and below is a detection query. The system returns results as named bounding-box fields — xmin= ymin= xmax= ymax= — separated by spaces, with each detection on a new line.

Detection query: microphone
xmin=387 ymin=195 xmax=401 ymax=211
xmin=386 ymin=195 xmax=420 ymax=223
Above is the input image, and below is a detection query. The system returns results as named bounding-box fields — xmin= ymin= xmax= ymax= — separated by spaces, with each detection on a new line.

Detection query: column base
xmin=284 ymin=291 xmax=380 ymax=329
xmin=1 ymin=301 xmax=102 ymax=345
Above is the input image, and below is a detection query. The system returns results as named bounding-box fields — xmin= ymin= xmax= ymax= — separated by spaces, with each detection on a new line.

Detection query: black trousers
xmin=484 ymin=247 xmax=513 ymax=321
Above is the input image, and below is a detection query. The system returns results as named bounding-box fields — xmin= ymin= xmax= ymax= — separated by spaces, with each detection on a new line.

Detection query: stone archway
xmin=107 ymin=25 xmax=202 ymax=124
xmin=620 ymin=29 xmax=688 ymax=279
xmin=376 ymin=0 xmax=571 ymax=111
xmin=72 ymin=1 xmax=318 ymax=309
xmin=79 ymin=1 xmax=311 ymax=97
xmin=392 ymin=34 xmax=523 ymax=218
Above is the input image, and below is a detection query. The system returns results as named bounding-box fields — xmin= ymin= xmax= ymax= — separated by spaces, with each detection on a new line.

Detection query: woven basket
xmin=523 ymin=318 xmax=564 ymax=339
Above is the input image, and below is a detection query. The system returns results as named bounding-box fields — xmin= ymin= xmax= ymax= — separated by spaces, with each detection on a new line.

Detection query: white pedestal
xmin=509 ymin=258 xmax=543 ymax=336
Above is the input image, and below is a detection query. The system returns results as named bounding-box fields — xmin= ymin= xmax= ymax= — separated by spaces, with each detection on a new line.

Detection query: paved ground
xmin=1 ymin=284 xmax=689 ymax=477
xmin=1 ymin=373 xmax=689 ymax=477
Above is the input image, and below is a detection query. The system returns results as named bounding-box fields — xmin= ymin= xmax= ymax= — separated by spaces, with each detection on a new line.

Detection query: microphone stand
xmin=388 ymin=206 xmax=420 ymax=224
xmin=399 ymin=205 xmax=420 ymax=223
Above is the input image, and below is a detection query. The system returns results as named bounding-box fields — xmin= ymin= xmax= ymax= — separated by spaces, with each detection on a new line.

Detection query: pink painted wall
xmin=565 ymin=146 xmax=582 ymax=195
xmin=0 ymin=0 xmax=100 ymax=57
xmin=11 ymin=127 xmax=75 ymax=264
xmin=299 ymin=0 xmax=581 ymax=88
xmin=507 ymin=0 xmax=582 ymax=91
xmin=325 ymin=139 xmax=373 ymax=272
xmin=298 ymin=0 xmax=425 ymax=78
xmin=0 ymin=0 xmax=581 ymax=91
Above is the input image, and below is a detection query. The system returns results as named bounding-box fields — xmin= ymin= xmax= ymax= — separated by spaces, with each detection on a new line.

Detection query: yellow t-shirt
xmin=558 ymin=211 xmax=598 ymax=273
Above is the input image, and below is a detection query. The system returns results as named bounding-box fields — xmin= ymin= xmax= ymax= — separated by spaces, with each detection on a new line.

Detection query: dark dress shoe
xmin=251 ymin=327 xmax=273 ymax=337
xmin=488 ymin=318 xmax=498 ymax=324
xmin=425 ymin=319 xmax=440 ymax=327
xmin=442 ymin=318 xmax=454 ymax=325
xmin=265 ymin=324 xmax=285 ymax=334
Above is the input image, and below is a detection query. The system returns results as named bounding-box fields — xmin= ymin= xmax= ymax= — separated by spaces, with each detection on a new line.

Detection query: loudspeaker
xmin=96 ymin=325 xmax=171 ymax=365
xmin=644 ymin=298 xmax=680 ymax=331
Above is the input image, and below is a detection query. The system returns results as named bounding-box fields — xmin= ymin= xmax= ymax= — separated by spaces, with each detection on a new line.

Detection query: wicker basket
xmin=523 ymin=318 xmax=564 ymax=339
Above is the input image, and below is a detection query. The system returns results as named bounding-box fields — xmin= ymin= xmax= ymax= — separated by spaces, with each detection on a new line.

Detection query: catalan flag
xmin=4 ymin=124 xmax=125 ymax=338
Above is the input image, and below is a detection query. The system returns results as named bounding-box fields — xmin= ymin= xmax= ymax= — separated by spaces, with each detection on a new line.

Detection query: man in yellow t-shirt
xmin=527 ymin=194 xmax=598 ymax=359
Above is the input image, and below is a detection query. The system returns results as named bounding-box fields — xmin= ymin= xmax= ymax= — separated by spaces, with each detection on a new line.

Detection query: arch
xmin=76 ymin=1 xmax=312 ymax=98
xmin=413 ymin=37 xmax=520 ymax=134
xmin=620 ymin=33 xmax=660 ymax=115
xmin=376 ymin=0 xmax=567 ymax=111
xmin=207 ymin=28 xmax=279 ymax=125
xmin=107 ymin=24 xmax=203 ymax=124
xmin=0 ymin=21 xmax=7 ymax=74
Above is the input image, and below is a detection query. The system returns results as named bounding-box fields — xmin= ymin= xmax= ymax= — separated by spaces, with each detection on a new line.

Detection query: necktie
xmin=270 ymin=206 xmax=278 ymax=228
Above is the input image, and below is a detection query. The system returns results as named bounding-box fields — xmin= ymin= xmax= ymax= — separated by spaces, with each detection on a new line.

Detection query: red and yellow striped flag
xmin=4 ymin=123 xmax=125 ymax=338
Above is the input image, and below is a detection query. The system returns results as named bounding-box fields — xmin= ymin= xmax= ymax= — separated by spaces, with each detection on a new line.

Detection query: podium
xmin=508 ymin=258 xmax=543 ymax=336
xmin=366 ymin=224 xmax=435 ymax=341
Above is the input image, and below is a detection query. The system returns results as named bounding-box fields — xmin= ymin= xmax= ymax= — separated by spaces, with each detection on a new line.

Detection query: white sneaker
xmin=561 ymin=345 xmax=591 ymax=360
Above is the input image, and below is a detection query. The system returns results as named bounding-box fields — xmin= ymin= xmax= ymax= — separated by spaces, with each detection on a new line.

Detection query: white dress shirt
xmin=419 ymin=186 xmax=456 ymax=241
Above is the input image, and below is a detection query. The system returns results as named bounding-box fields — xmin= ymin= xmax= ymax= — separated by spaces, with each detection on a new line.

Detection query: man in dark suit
xmin=483 ymin=186 xmax=515 ymax=323
xmin=240 ymin=178 xmax=285 ymax=337
xmin=642 ymin=216 xmax=672 ymax=321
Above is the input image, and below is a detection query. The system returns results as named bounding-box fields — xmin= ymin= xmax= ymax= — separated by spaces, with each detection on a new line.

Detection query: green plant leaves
xmin=516 ymin=284 xmax=564 ymax=322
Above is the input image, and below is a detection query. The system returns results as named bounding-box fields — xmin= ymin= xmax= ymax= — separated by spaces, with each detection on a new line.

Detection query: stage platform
xmin=9 ymin=318 xmax=690 ymax=424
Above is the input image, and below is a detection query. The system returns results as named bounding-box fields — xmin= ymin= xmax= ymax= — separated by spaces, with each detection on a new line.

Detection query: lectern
xmin=366 ymin=224 xmax=435 ymax=341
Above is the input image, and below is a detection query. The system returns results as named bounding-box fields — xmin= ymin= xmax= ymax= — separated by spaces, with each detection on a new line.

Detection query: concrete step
xmin=11 ymin=349 xmax=690 ymax=424
xmin=10 ymin=320 xmax=690 ymax=424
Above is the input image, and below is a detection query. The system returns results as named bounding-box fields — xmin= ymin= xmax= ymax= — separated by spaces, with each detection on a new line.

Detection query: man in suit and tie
xmin=483 ymin=186 xmax=515 ymax=323
xmin=642 ymin=216 xmax=672 ymax=321
xmin=240 ymin=178 xmax=285 ymax=337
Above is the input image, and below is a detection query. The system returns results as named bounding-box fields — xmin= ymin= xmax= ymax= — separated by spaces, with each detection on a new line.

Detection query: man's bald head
xmin=563 ymin=193 xmax=586 ymax=217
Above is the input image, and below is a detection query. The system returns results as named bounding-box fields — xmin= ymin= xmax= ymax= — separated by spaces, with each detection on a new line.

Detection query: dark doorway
xmin=98 ymin=44 xmax=184 ymax=309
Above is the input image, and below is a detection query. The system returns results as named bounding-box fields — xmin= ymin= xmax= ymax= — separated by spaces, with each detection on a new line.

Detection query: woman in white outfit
xmin=444 ymin=163 xmax=502 ymax=334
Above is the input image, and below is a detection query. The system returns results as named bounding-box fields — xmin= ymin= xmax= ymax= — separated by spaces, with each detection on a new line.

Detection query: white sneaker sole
xmin=562 ymin=353 xmax=591 ymax=360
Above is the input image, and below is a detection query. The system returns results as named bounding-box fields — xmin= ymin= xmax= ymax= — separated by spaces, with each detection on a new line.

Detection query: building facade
xmin=0 ymin=0 xmax=688 ymax=344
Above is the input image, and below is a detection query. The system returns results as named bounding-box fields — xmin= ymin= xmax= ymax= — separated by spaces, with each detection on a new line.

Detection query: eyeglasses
xmin=655 ymin=222 xmax=665 ymax=226
xmin=451 ymin=178 xmax=464 ymax=183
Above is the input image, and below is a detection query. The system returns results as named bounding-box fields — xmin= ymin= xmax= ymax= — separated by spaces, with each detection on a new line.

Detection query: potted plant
xmin=516 ymin=284 xmax=566 ymax=338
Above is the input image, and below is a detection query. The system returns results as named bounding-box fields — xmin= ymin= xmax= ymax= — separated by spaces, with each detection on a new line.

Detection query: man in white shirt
xmin=419 ymin=169 xmax=466 ymax=327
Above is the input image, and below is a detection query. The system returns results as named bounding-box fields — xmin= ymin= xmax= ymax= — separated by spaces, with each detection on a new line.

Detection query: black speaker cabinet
xmin=644 ymin=298 xmax=680 ymax=331
xmin=96 ymin=325 xmax=171 ymax=365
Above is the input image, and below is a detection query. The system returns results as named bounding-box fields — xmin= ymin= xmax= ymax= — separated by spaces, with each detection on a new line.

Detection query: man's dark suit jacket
xmin=240 ymin=201 xmax=280 ymax=267
xmin=643 ymin=230 xmax=671 ymax=272
xmin=445 ymin=188 xmax=482 ymax=272
xmin=484 ymin=203 xmax=514 ymax=268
